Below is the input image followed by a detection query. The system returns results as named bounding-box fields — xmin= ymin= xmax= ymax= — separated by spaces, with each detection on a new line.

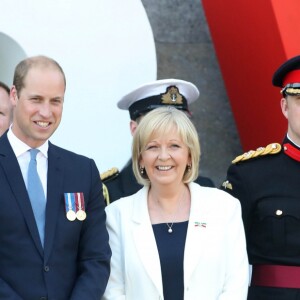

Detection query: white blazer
xmin=102 ymin=182 xmax=249 ymax=300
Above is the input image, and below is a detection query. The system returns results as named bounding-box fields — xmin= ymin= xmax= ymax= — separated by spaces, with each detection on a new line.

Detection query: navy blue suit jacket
xmin=0 ymin=133 xmax=111 ymax=300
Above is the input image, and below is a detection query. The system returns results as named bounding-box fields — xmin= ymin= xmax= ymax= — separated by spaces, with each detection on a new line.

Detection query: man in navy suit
xmin=0 ymin=55 xmax=111 ymax=299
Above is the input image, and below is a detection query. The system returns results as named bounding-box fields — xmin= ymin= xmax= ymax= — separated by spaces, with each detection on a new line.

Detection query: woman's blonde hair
xmin=132 ymin=106 xmax=201 ymax=186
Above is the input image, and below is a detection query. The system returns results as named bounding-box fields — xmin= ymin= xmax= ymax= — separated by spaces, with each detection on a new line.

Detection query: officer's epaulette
xmin=232 ymin=143 xmax=281 ymax=164
xmin=100 ymin=167 xmax=119 ymax=182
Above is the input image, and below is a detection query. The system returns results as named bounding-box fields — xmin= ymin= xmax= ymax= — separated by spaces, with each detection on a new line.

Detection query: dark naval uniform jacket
xmin=221 ymin=136 xmax=300 ymax=300
xmin=103 ymin=159 xmax=215 ymax=204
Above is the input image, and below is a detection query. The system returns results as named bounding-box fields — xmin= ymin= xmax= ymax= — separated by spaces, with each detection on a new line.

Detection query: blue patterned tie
xmin=27 ymin=149 xmax=46 ymax=247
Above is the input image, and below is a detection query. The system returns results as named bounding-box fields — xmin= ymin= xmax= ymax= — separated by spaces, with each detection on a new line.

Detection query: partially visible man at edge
xmin=101 ymin=79 xmax=215 ymax=205
xmin=0 ymin=55 xmax=111 ymax=300
xmin=0 ymin=81 xmax=13 ymax=136
xmin=221 ymin=55 xmax=300 ymax=300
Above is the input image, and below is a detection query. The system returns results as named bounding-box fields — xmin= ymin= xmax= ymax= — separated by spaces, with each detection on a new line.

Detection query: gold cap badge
xmin=161 ymin=86 xmax=184 ymax=104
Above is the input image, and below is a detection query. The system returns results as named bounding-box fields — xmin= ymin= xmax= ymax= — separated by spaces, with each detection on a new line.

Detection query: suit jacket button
xmin=40 ymin=297 xmax=47 ymax=300
xmin=44 ymin=266 xmax=50 ymax=272
xmin=275 ymin=209 xmax=283 ymax=216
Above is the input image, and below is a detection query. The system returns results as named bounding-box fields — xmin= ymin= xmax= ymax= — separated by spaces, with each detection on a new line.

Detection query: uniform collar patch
xmin=284 ymin=143 xmax=300 ymax=162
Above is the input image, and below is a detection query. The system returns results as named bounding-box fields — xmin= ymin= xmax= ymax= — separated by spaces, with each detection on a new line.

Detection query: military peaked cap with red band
xmin=272 ymin=55 xmax=300 ymax=96
xmin=117 ymin=79 xmax=200 ymax=120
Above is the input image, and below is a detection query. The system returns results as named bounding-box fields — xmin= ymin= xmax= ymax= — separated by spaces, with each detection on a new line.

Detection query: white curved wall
xmin=0 ymin=0 xmax=157 ymax=172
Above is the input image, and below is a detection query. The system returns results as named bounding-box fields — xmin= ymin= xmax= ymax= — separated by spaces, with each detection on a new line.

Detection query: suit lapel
xmin=0 ymin=135 xmax=43 ymax=256
xmin=44 ymin=143 xmax=64 ymax=261
xmin=184 ymin=183 xmax=207 ymax=284
xmin=132 ymin=187 xmax=164 ymax=297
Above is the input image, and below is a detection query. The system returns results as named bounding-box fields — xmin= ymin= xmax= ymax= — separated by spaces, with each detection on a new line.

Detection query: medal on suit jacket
xmin=75 ymin=192 xmax=86 ymax=221
xmin=64 ymin=193 xmax=76 ymax=221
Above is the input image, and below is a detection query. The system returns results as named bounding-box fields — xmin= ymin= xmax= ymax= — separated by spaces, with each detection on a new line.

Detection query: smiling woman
xmin=103 ymin=106 xmax=249 ymax=300
xmin=139 ymin=127 xmax=191 ymax=189
xmin=133 ymin=107 xmax=200 ymax=187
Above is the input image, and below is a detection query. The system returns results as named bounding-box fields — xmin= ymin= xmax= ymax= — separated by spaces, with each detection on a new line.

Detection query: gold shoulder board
xmin=100 ymin=167 xmax=119 ymax=182
xmin=232 ymin=143 xmax=281 ymax=164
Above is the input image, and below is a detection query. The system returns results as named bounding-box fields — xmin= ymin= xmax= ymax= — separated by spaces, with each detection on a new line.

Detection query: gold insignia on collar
xmin=222 ymin=180 xmax=232 ymax=190
xmin=232 ymin=143 xmax=281 ymax=164
xmin=161 ymin=86 xmax=183 ymax=104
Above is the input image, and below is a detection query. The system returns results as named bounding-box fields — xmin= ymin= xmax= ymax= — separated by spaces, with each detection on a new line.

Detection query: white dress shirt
xmin=7 ymin=127 xmax=48 ymax=198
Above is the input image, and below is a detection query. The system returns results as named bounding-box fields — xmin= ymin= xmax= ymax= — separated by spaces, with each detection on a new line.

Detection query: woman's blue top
xmin=152 ymin=221 xmax=189 ymax=300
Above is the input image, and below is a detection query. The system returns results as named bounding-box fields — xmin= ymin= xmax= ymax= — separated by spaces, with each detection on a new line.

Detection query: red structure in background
xmin=202 ymin=0 xmax=300 ymax=151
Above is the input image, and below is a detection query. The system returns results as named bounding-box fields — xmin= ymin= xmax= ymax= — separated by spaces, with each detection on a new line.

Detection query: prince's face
xmin=11 ymin=66 xmax=65 ymax=148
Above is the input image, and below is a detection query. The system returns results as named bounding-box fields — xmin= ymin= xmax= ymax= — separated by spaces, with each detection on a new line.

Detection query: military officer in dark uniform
xmin=102 ymin=79 xmax=214 ymax=204
xmin=221 ymin=55 xmax=300 ymax=300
